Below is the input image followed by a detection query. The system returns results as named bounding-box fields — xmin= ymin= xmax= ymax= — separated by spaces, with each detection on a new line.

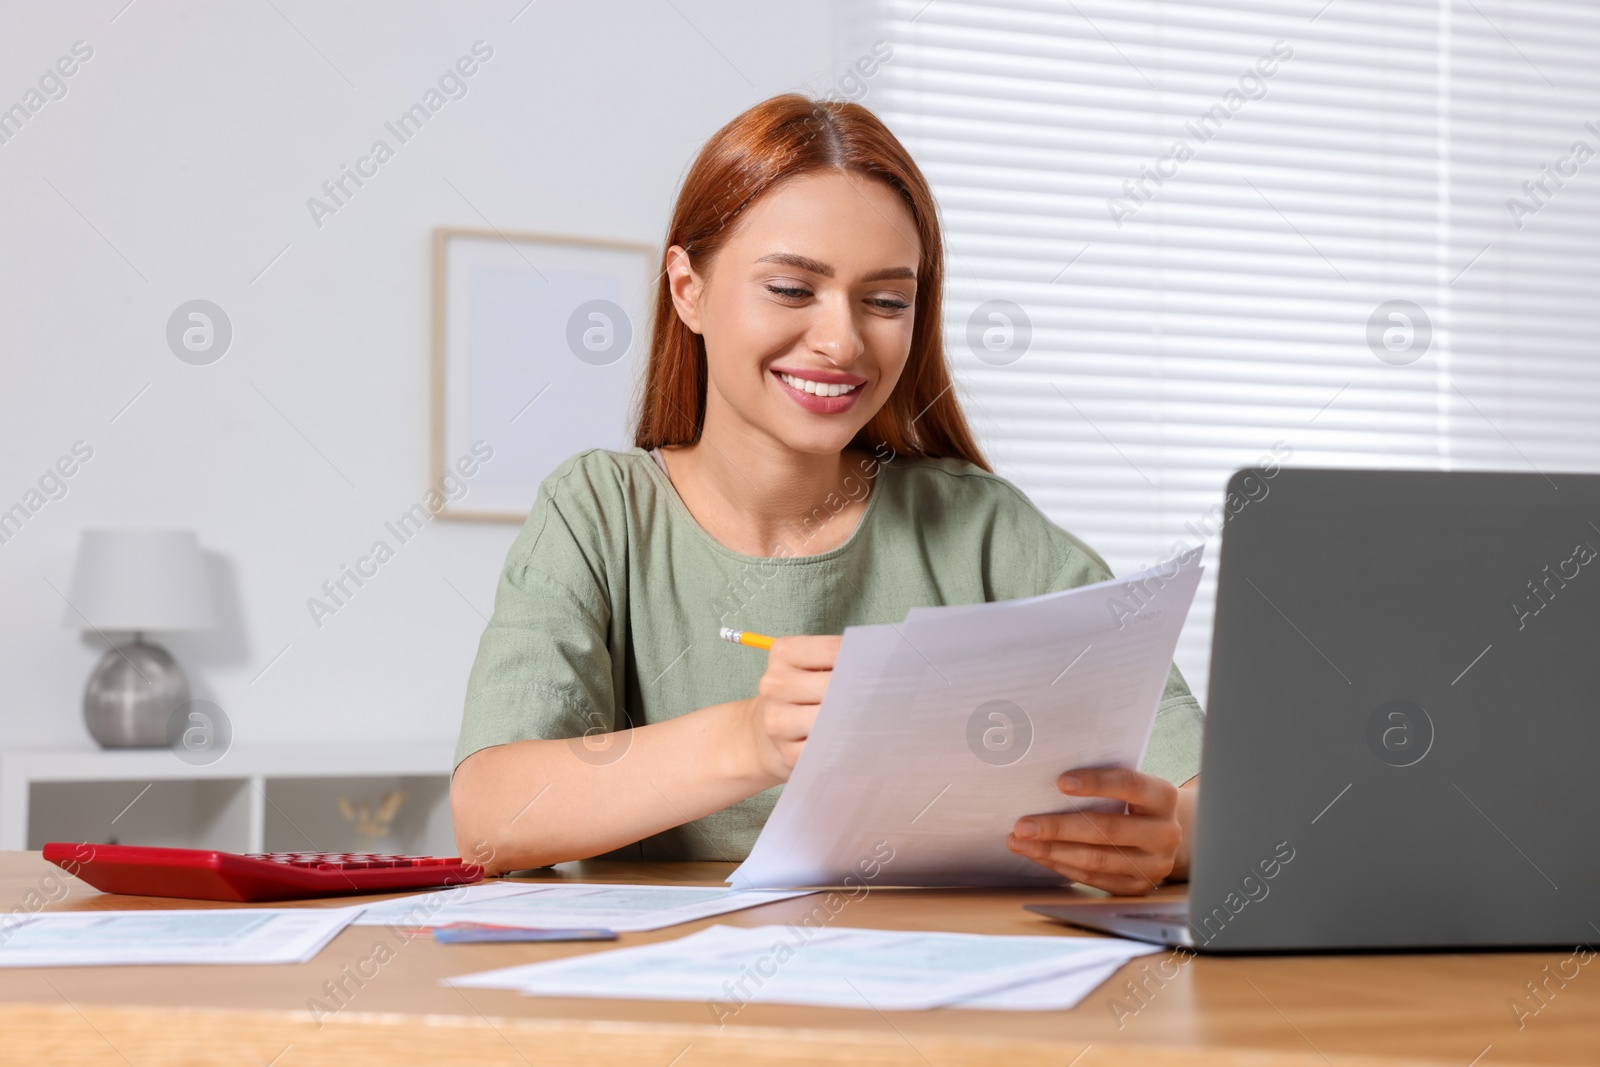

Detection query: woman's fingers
xmin=766 ymin=702 xmax=818 ymax=743
xmin=1006 ymin=768 xmax=1187 ymax=894
xmin=1006 ymin=836 xmax=1171 ymax=894
xmin=756 ymin=665 xmax=832 ymax=706
xmin=1056 ymin=767 xmax=1177 ymax=818
xmin=769 ymin=635 xmax=843 ymax=671
xmin=760 ymin=636 xmax=841 ymax=707
xmin=747 ymin=634 xmax=842 ymax=781
xmin=1013 ymin=810 xmax=1180 ymax=856
xmin=1047 ymin=866 xmax=1161 ymax=897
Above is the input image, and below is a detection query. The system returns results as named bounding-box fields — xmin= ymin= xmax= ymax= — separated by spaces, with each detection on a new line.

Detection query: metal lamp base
xmin=83 ymin=637 xmax=190 ymax=748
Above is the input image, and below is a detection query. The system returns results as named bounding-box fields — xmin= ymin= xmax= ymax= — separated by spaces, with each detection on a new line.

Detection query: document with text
xmin=353 ymin=882 xmax=814 ymax=932
xmin=0 ymin=906 xmax=358 ymax=967
xmin=446 ymin=923 xmax=1160 ymax=1011
xmin=731 ymin=548 xmax=1203 ymax=888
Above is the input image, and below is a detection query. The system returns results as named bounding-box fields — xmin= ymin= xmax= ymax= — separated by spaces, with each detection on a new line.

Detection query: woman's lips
xmin=772 ymin=369 xmax=864 ymax=415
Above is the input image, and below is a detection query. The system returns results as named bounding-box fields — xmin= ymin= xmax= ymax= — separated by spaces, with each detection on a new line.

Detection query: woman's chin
xmin=766 ymin=419 xmax=863 ymax=458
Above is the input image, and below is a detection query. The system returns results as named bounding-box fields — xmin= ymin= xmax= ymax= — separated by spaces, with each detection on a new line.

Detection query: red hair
xmin=632 ymin=93 xmax=990 ymax=472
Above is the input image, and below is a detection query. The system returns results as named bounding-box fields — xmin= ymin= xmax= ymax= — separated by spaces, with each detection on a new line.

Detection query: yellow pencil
xmin=719 ymin=627 xmax=774 ymax=650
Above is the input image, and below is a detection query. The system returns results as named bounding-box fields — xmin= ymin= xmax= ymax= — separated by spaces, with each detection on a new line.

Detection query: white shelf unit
xmin=0 ymin=743 xmax=459 ymax=856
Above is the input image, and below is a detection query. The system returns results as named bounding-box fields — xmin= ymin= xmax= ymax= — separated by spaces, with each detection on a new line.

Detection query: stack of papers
xmin=0 ymin=884 xmax=812 ymax=969
xmin=733 ymin=549 xmax=1204 ymax=888
xmin=353 ymin=882 xmax=814 ymax=932
xmin=0 ymin=907 xmax=358 ymax=967
xmin=448 ymin=924 xmax=1160 ymax=1012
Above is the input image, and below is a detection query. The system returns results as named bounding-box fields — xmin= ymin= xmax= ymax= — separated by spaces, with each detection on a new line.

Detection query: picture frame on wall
xmin=431 ymin=226 xmax=657 ymax=521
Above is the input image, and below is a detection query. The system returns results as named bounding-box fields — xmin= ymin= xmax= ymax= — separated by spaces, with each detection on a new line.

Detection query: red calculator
xmin=43 ymin=842 xmax=485 ymax=903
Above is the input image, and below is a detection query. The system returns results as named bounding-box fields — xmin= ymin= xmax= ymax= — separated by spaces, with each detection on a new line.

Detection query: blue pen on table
xmin=431 ymin=923 xmax=617 ymax=944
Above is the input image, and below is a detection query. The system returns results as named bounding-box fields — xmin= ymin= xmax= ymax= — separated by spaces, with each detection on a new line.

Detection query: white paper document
xmin=350 ymin=880 xmax=549 ymax=925
xmin=0 ymin=906 xmax=358 ymax=967
xmin=953 ymin=956 xmax=1141 ymax=1010
xmin=353 ymin=882 xmax=814 ymax=932
xmin=731 ymin=549 xmax=1203 ymax=888
xmin=447 ymin=923 xmax=1159 ymax=1012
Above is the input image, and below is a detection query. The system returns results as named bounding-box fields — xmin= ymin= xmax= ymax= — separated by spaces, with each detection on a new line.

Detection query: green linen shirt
xmin=455 ymin=446 xmax=1205 ymax=861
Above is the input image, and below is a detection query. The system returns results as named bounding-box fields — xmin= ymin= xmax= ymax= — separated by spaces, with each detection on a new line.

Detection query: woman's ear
xmin=665 ymin=245 xmax=705 ymax=335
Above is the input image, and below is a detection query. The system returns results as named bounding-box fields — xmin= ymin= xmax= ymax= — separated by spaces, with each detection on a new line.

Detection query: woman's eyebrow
xmin=756 ymin=252 xmax=916 ymax=283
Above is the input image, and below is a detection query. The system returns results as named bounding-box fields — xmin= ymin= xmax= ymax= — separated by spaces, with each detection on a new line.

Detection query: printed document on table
xmin=350 ymin=881 xmax=550 ymax=925
xmin=952 ymin=955 xmax=1151 ymax=1010
xmin=731 ymin=549 xmax=1203 ymax=888
xmin=447 ymin=923 xmax=1160 ymax=1011
xmin=0 ymin=906 xmax=357 ymax=967
xmin=353 ymin=883 xmax=814 ymax=932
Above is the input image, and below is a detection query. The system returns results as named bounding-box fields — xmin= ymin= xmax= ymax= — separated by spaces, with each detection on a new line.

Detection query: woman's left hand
xmin=1006 ymin=768 xmax=1189 ymax=896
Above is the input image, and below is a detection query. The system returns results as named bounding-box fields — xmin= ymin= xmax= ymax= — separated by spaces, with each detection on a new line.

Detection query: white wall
xmin=0 ymin=1 xmax=837 ymax=751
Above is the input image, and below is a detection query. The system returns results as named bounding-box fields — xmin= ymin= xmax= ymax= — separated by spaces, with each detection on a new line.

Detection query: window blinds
xmin=863 ymin=0 xmax=1600 ymax=704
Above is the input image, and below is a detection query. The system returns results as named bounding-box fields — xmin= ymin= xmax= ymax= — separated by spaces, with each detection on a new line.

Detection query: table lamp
xmin=64 ymin=529 xmax=215 ymax=748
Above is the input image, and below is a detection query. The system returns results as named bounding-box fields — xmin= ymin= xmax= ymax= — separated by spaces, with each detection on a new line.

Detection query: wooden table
xmin=1 ymin=852 xmax=1593 ymax=1066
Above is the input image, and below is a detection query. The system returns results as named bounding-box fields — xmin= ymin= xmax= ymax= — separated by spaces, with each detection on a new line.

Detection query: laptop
xmin=1029 ymin=468 xmax=1600 ymax=952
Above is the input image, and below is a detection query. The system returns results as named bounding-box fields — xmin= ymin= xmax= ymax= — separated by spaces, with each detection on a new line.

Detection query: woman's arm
xmin=451 ymin=636 xmax=839 ymax=873
xmin=1006 ymin=771 xmax=1200 ymax=895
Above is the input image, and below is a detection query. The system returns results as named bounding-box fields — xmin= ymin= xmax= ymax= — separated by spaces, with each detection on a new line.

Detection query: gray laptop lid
xmin=1187 ymin=469 xmax=1600 ymax=951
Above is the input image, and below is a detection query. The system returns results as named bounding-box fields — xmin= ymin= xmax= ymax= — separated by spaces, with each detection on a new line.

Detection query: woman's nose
xmin=810 ymin=300 xmax=863 ymax=365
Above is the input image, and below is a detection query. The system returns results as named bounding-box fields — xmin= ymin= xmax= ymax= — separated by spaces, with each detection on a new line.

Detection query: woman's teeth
xmin=778 ymin=372 xmax=860 ymax=398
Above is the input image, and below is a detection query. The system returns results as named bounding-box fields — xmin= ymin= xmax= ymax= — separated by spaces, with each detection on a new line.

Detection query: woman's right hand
xmin=744 ymin=635 xmax=841 ymax=783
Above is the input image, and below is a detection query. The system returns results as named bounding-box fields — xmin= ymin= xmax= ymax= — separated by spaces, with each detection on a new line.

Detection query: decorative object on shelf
xmin=64 ymin=529 xmax=215 ymax=748
xmin=339 ymin=790 xmax=407 ymax=839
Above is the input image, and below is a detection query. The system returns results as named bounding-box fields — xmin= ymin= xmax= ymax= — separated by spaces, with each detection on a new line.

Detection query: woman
xmin=451 ymin=94 xmax=1202 ymax=896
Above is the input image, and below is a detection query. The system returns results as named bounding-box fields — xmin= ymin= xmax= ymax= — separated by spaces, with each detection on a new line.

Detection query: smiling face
xmin=666 ymin=169 xmax=922 ymax=457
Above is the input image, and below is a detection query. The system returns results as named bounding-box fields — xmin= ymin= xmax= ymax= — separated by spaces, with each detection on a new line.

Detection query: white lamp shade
xmin=64 ymin=529 xmax=215 ymax=632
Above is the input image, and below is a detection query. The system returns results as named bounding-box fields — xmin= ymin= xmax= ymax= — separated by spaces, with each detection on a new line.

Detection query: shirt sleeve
xmin=1144 ymin=664 xmax=1205 ymax=786
xmin=452 ymin=454 xmax=619 ymax=772
xmin=997 ymin=482 xmax=1206 ymax=787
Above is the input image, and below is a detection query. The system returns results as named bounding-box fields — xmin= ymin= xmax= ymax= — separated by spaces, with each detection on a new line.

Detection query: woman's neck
xmin=661 ymin=418 xmax=876 ymax=558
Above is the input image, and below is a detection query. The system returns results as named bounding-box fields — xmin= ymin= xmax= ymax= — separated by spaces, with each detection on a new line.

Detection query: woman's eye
xmin=763 ymin=285 xmax=908 ymax=310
